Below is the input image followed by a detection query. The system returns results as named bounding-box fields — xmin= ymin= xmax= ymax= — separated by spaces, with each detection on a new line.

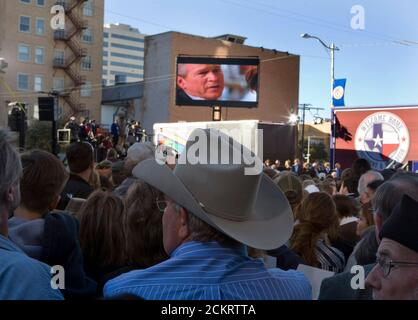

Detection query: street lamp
xmin=301 ymin=33 xmax=340 ymax=166
xmin=300 ymin=33 xmax=339 ymax=93
xmin=314 ymin=116 xmax=324 ymax=125
xmin=288 ymin=113 xmax=299 ymax=125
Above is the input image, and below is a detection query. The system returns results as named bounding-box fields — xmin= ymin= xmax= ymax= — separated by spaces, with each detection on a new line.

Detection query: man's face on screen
xmin=177 ymin=64 xmax=224 ymax=100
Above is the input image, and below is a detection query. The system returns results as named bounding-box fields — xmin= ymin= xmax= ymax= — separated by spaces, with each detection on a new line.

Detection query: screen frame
xmin=57 ymin=129 xmax=71 ymax=144
xmin=175 ymin=56 xmax=260 ymax=108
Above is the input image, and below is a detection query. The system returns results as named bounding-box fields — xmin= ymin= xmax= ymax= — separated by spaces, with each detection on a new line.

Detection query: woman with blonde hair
xmin=284 ymin=159 xmax=292 ymax=171
xmin=290 ymin=192 xmax=345 ymax=272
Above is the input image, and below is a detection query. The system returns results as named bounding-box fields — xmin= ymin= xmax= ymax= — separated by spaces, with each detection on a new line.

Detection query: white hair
xmin=0 ymin=130 xmax=22 ymax=203
xmin=177 ymin=64 xmax=188 ymax=78
xmin=358 ymin=170 xmax=384 ymax=195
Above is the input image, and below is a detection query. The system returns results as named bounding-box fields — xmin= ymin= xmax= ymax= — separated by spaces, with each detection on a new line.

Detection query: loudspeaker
xmin=38 ymin=97 xmax=55 ymax=121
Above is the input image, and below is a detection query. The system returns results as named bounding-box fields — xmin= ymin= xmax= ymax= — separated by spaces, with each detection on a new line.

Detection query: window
xmin=54 ymin=50 xmax=65 ymax=66
xmin=20 ymin=0 xmax=31 ymax=4
xmin=17 ymin=74 xmax=30 ymax=91
xmin=83 ymin=0 xmax=93 ymax=16
xmin=110 ymin=61 xmax=143 ymax=70
xmin=80 ymin=81 xmax=92 ymax=97
xmin=18 ymin=44 xmax=30 ymax=62
xmin=19 ymin=16 xmax=31 ymax=33
xmin=111 ymin=43 xmax=144 ymax=52
xmin=110 ymin=52 xmax=143 ymax=61
xmin=34 ymin=75 xmax=44 ymax=92
xmin=82 ymin=28 xmax=93 ymax=43
xmin=36 ymin=0 xmax=45 ymax=6
xmin=110 ymin=71 xmax=143 ymax=79
xmin=111 ymin=34 xmax=145 ymax=43
xmin=82 ymin=56 xmax=92 ymax=70
xmin=53 ymin=77 xmax=65 ymax=92
xmin=36 ymin=18 xmax=45 ymax=35
xmin=35 ymin=47 xmax=45 ymax=64
xmin=104 ymin=32 xmax=109 ymax=38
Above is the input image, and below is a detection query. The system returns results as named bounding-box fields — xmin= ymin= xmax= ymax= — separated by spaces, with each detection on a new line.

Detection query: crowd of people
xmin=0 ymin=127 xmax=417 ymax=300
xmin=64 ymin=117 xmax=147 ymax=164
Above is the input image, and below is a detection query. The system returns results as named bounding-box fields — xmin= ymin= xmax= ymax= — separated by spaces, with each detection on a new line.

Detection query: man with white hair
xmin=0 ymin=130 xmax=63 ymax=299
xmin=358 ymin=170 xmax=384 ymax=204
xmin=104 ymin=129 xmax=311 ymax=300
xmin=113 ymin=142 xmax=155 ymax=197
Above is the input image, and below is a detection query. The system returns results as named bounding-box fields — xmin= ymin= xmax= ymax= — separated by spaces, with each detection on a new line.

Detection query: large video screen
xmin=176 ymin=56 xmax=260 ymax=108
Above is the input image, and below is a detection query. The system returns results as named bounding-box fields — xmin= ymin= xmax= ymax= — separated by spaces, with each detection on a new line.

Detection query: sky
xmin=104 ymin=0 xmax=418 ymax=122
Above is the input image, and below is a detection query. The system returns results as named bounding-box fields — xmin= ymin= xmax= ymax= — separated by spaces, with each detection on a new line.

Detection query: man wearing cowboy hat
xmin=104 ymin=129 xmax=311 ymax=300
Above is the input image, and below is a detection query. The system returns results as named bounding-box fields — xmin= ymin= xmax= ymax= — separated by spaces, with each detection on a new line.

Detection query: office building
xmin=0 ymin=0 xmax=104 ymax=127
xmin=103 ymin=23 xmax=145 ymax=85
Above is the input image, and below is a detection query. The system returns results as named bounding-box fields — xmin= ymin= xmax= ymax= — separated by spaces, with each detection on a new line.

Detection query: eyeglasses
xmin=376 ymin=255 xmax=418 ymax=278
xmin=156 ymin=198 xmax=167 ymax=213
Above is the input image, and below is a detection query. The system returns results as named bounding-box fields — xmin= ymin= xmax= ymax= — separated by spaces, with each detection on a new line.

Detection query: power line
xmin=217 ymin=0 xmax=418 ymax=48
xmin=0 ymin=52 xmax=330 ymax=98
xmin=84 ymin=0 xmax=418 ymax=50
xmin=105 ymin=9 xmax=177 ymax=32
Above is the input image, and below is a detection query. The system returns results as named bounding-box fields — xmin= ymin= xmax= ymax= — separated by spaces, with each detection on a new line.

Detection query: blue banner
xmin=333 ymin=78 xmax=347 ymax=107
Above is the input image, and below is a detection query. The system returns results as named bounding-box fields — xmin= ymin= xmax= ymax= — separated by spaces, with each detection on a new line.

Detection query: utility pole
xmin=307 ymin=136 xmax=311 ymax=164
xmin=301 ymin=34 xmax=340 ymax=166
xmin=330 ymin=43 xmax=338 ymax=168
xmin=299 ymin=103 xmax=311 ymax=162
xmin=299 ymin=104 xmax=324 ymax=162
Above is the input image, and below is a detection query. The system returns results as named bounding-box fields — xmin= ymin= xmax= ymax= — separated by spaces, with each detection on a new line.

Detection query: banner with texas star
xmin=334 ymin=106 xmax=418 ymax=170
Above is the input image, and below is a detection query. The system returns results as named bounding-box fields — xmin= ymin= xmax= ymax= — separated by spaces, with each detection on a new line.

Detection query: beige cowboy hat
xmin=132 ymin=128 xmax=294 ymax=250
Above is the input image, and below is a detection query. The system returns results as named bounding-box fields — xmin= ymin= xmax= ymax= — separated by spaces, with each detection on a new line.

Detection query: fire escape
xmin=53 ymin=0 xmax=88 ymax=115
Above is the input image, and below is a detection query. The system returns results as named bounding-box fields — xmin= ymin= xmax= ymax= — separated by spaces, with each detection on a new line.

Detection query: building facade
xmin=138 ymin=31 xmax=300 ymax=133
xmin=0 ymin=0 xmax=104 ymax=127
xmin=102 ymin=23 xmax=145 ymax=85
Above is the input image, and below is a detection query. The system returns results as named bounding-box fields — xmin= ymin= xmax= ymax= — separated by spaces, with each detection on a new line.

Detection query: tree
xmin=309 ymin=142 xmax=329 ymax=163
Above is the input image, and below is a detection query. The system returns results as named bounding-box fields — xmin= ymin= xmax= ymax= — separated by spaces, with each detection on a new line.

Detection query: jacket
xmin=9 ymin=212 xmax=97 ymax=299
xmin=318 ymin=263 xmax=374 ymax=300
xmin=57 ymin=174 xmax=94 ymax=210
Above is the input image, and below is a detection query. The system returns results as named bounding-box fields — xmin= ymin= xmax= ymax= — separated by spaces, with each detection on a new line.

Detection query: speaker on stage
xmin=38 ymin=97 xmax=55 ymax=121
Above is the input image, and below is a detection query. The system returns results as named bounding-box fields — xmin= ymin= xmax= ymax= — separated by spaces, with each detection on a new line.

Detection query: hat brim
xmin=133 ymin=159 xmax=294 ymax=250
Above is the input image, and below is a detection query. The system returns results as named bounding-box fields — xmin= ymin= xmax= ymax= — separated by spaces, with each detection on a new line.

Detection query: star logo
xmin=372 ymin=134 xmax=383 ymax=148
xmin=355 ymin=112 xmax=410 ymax=170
